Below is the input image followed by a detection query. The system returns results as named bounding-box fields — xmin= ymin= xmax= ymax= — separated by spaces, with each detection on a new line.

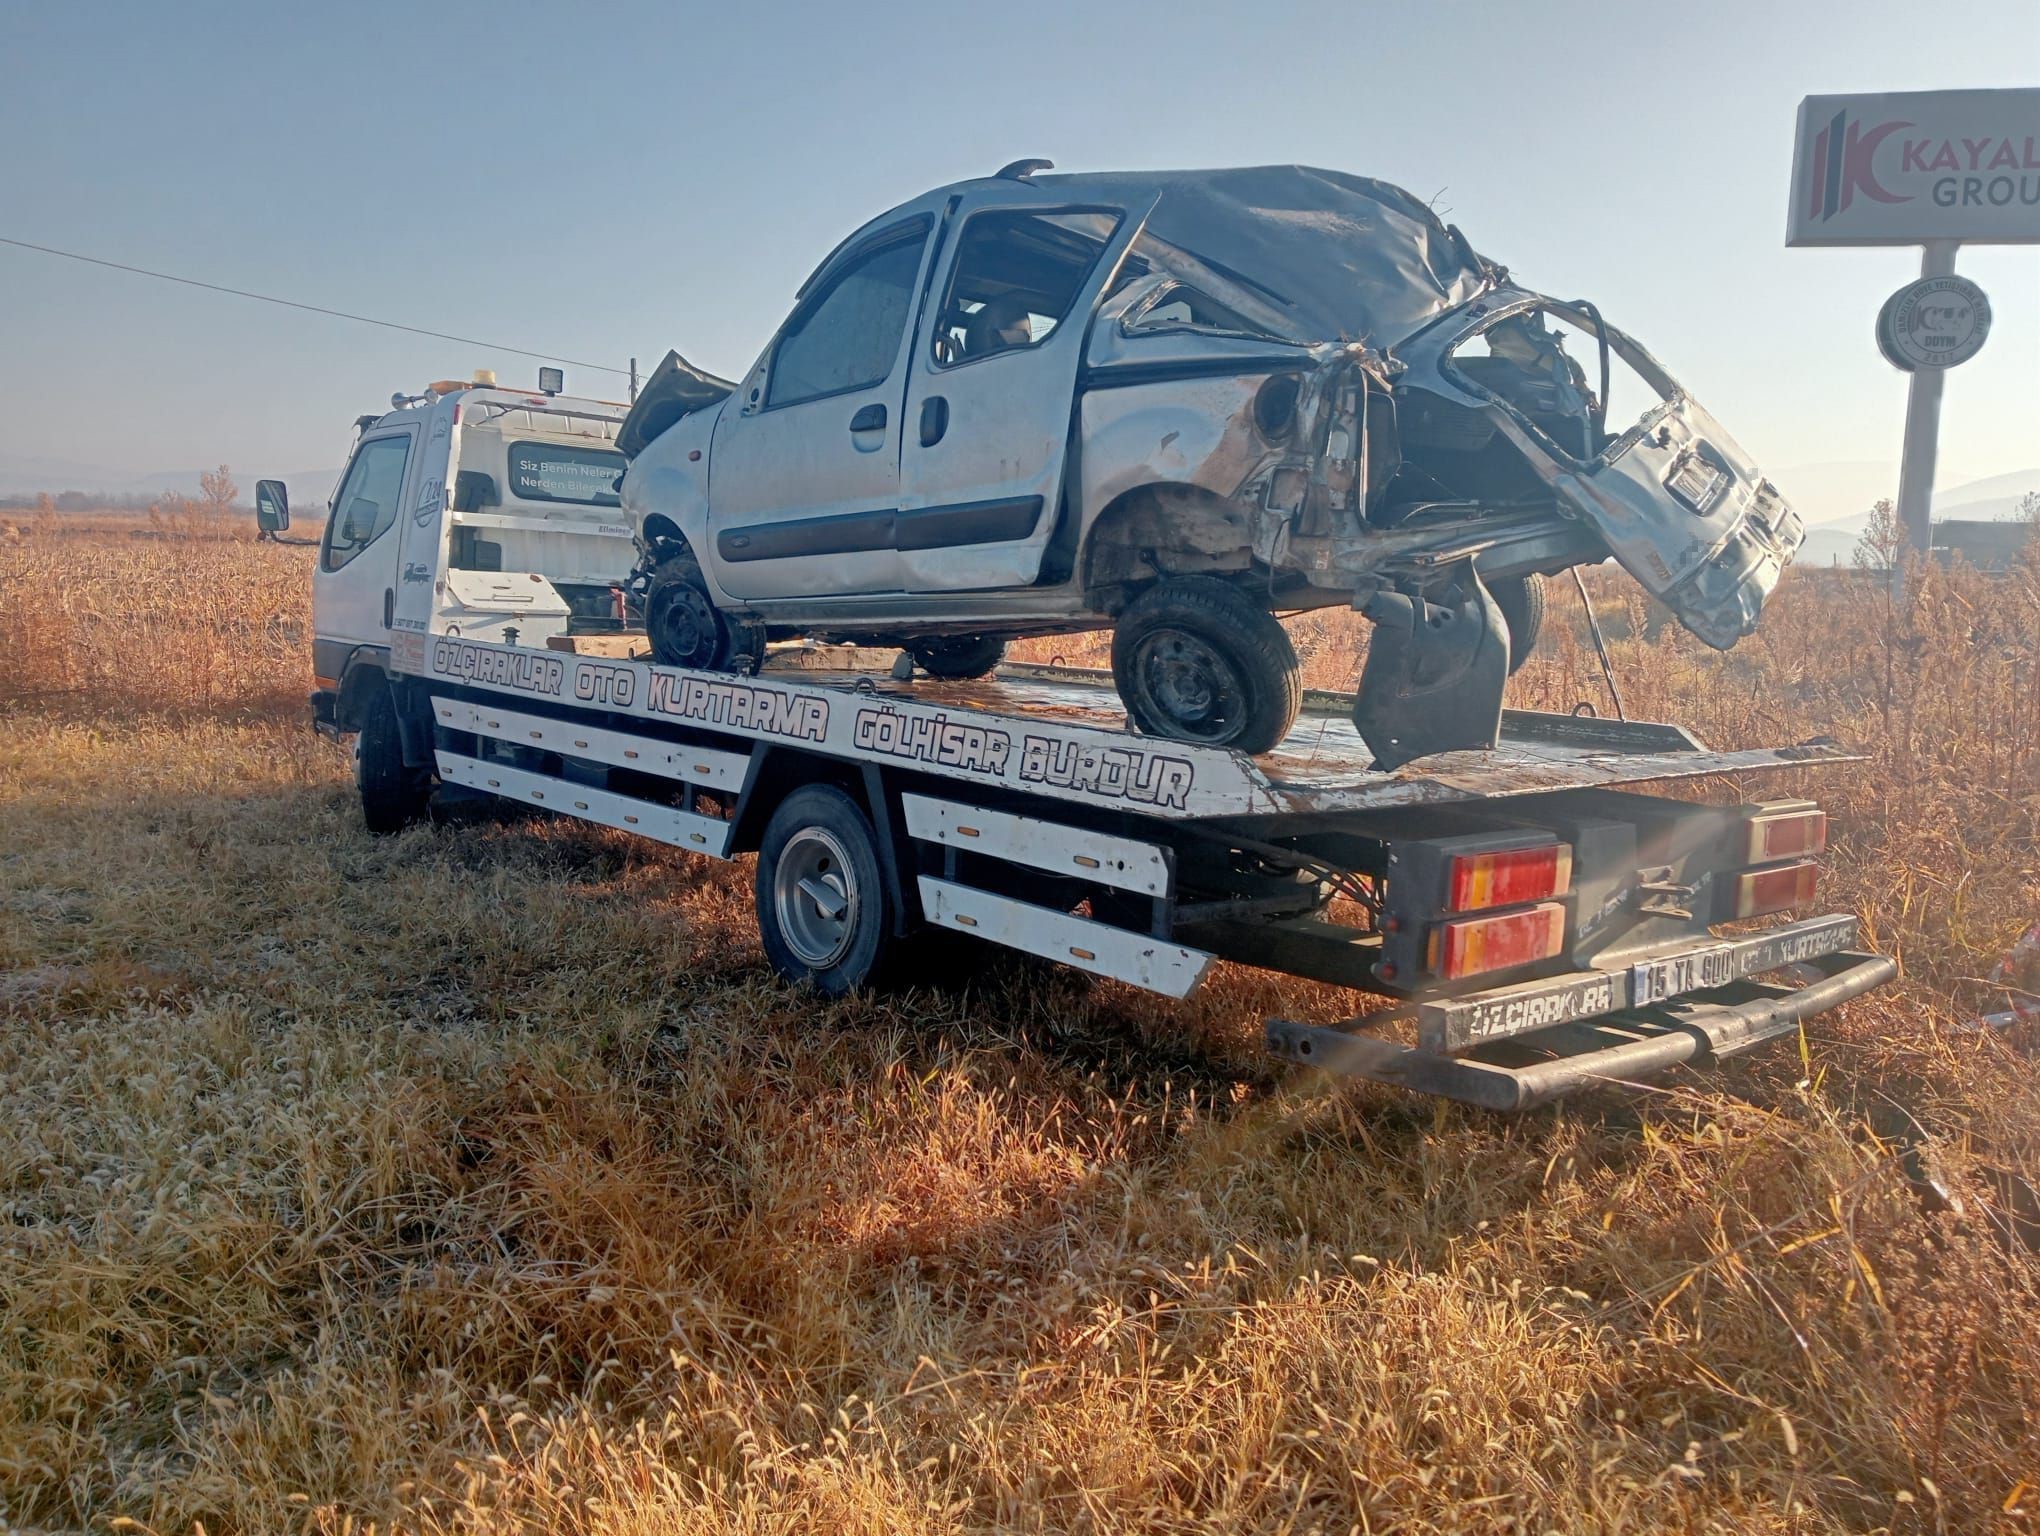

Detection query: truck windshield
xmin=508 ymin=441 xmax=626 ymax=507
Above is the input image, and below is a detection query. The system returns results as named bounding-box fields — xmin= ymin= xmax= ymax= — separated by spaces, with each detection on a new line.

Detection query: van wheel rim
xmin=1132 ymin=630 xmax=1245 ymax=742
xmin=774 ymin=828 xmax=858 ymax=969
xmin=648 ymin=582 xmax=723 ymax=669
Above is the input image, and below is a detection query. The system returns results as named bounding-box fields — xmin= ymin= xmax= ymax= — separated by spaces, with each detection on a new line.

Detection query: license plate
xmin=1630 ymin=914 xmax=1857 ymax=1007
xmin=1667 ymin=452 xmax=1728 ymax=514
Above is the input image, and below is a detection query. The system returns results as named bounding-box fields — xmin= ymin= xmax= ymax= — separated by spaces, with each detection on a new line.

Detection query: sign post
xmin=1891 ymin=239 xmax=1957 ymax=576
xmin=1787 ymin=88 xmax=2038 ymax=576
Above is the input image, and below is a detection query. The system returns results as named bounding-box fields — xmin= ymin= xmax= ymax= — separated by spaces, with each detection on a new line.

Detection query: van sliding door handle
xmin=849 ymin=403 xmax=887 ymax=433
xmin=919 ymin=395 xmax=949 ymax=447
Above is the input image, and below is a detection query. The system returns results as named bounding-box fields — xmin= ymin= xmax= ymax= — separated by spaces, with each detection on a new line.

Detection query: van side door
xmin=896 ymin=196 xmax=1150 ymax=593
xmin=705 ymin=217 xmax=937 ymax=601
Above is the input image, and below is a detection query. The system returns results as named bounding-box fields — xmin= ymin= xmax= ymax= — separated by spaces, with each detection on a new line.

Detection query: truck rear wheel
xmin=756 ymin=785 xmax=896 ymax=996
xmin=357 ymin=683 xmax=430 ymax=835
xmin=1111 ymin=577 xmax=1302 ymax=754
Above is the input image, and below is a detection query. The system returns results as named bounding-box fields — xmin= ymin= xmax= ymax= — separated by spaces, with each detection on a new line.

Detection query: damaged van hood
xmin=617 ymin=350 xmax=737 ymax=460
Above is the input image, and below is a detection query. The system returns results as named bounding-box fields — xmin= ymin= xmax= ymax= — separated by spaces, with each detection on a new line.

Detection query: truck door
xmin=390 ymin=405 xmax=455 ymax=638
xmin=896 ymin=197 xmax=1150 ymax=593
xmin=705 ymin=217 xmax=937 ymax=601
xmin=313 ymin=423 xmax=420 ymax=656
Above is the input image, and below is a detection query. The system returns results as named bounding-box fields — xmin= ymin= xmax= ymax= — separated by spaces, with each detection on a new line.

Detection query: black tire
xmin=755 ymin=785 xmax=896 ymax=997
xmin=908 ymin=634 xmax=1006 ymax=680
xmin=1490 ymin=572 xmax=1546 ymax=675
xmin=643 ymin=547 xmax=732 ymax=671
xmin=357 ymin=682 xmax=430 ymax=835
xmin=1111 ymin=577 xmax=1302 ymax=753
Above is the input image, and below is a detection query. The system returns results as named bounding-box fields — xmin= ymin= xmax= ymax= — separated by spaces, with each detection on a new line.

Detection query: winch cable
xmin=1572 ymin=564 xmax=1628 ymax=721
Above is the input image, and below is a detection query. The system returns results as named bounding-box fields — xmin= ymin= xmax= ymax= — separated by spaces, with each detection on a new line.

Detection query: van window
xmin=322 ymin=434 xmax=413 ymax=571
xmin=508 ymin=441 xmax=625 ymax=507
xmin=934 ymin=209 xmax=1120 ymax=366
xmin=767 ymin=223 xmax=929 ymax=408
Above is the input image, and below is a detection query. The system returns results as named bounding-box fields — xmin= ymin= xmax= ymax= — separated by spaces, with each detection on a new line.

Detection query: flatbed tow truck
xmin=260 ymin=376 xmax=1894 ymax=1112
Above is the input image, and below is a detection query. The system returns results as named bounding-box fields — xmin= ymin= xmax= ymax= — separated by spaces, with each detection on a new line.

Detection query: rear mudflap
xmin=1350 ymin=562 xmax=1509 ymax=770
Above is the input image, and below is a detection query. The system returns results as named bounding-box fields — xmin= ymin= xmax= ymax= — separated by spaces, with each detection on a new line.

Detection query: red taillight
xmin=1428 ymin=902 xmax=1568 ymax=980
xmin=1446 ymin=843 xmax=1574 ymax=912
xmin=1733 ymin=860 xmax=1819 ymax=919
xmin=1746 ymin=806 xmax=1826 ymax=864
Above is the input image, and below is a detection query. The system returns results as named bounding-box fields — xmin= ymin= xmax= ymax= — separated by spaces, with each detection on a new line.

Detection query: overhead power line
xmin=0 ymin=234 xmax=632 ymax=377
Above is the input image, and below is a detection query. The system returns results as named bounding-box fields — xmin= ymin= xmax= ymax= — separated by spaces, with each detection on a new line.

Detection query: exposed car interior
xmin=933 ymin=210 xmax=1118 ymax=363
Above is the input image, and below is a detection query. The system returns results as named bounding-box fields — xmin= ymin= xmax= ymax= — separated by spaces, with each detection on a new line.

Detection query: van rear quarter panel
xmin=1076 ymin=374 xmax=1270 ymax=523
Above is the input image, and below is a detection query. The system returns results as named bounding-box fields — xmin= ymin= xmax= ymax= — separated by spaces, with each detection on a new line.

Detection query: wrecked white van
xmin=618 ymin=162 xmax=1804 ymax=763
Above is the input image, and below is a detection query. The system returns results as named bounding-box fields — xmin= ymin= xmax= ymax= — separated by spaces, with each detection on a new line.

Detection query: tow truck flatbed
xmin=401 ymin=632 xmax=1856 ymax=822
xmin=326 ymin=629 xmax=1894 ymax=1111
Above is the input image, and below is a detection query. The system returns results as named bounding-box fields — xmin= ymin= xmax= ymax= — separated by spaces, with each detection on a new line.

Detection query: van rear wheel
xmin=1111 ymin=577 xmax=1302 ymax=754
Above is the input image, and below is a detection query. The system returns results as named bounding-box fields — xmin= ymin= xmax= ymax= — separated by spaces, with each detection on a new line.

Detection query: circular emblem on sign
xmin=1876 ymin=275 xmax=1992 ymax=371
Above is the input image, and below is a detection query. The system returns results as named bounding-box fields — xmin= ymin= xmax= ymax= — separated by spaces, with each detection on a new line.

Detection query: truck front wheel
xmin=756 ymin=785 xmax=896 ymax=996
xmin=1111 ymin=577 xmax=1302 ymax=754
xmin=356 ymin=683 xmax=431 ymax=835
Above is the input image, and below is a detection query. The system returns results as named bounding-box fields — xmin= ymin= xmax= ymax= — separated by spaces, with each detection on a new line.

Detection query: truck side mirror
xmin=255 ymin=479 xmax=290 ymax=535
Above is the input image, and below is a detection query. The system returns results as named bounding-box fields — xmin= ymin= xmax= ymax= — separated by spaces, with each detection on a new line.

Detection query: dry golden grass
xmin=1 ymin=512 xmax=2037 ymax=1534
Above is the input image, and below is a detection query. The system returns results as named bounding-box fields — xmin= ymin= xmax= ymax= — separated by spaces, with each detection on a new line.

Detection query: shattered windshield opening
xmin=1448 ymin=305 xmax=1673 ymax=464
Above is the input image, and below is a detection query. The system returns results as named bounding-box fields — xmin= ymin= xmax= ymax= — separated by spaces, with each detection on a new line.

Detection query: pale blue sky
xmin=1 ymin=0 xmax=2034 ymax=516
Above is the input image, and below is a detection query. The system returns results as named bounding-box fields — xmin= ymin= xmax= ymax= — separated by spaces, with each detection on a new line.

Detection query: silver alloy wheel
xmin=772 ymin=826 xmax=859 ymax=968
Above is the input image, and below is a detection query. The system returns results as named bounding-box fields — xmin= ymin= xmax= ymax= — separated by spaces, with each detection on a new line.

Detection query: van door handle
xmin=383 ymin=588 xmax=394 ymax=628
xmin=919 ymin=395 xmax=949 ymax=447
xmin=849 ymin=403 xmax=886 ymax=433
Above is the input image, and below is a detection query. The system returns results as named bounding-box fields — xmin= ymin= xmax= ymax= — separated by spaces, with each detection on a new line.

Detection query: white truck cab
xmin=258 ymin=371 xmax=634 ymax=774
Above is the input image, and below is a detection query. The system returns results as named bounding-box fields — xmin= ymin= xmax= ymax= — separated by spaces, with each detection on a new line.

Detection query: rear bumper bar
xmin=1266 ymin=948 xmax=1896 ymax=1112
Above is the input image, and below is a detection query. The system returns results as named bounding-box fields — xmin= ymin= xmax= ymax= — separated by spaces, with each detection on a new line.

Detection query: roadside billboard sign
xmin=1787 ymin=88 xmax=2040 ymax=246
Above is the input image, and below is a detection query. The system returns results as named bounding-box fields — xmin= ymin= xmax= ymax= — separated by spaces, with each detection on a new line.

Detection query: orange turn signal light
xmin=1429 ymin=901 xmax=1568 ymax=980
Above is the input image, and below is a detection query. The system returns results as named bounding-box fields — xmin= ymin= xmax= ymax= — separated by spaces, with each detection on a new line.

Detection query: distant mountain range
xmin=0 ymin=456 xmax=339 ymax=504
xmin=1784 ymin=465 xmax=2039 ymax=567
